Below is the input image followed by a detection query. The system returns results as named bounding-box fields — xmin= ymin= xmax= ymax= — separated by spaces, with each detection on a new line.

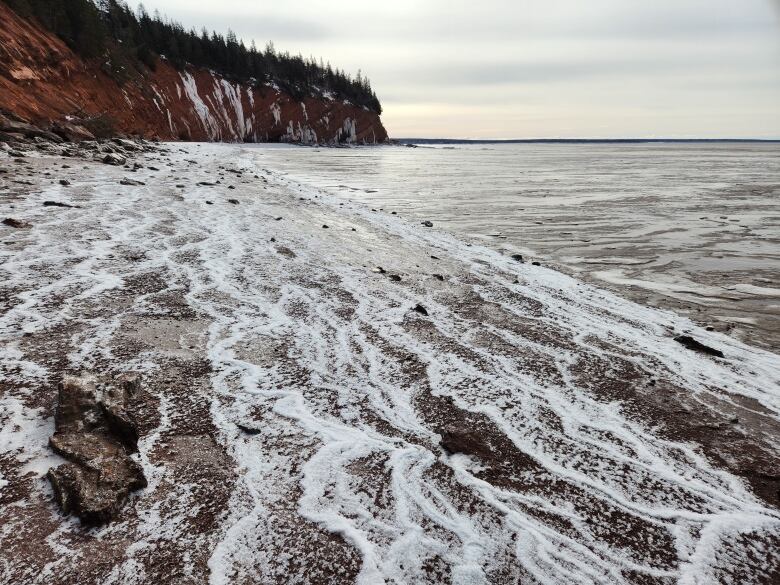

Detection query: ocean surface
xmin=243 ymin=142 xmax=780 ymax=349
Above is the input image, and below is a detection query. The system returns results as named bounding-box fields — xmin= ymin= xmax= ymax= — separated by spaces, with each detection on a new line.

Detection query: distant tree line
xmin=3 ymin=0 xmax=382 ymax=113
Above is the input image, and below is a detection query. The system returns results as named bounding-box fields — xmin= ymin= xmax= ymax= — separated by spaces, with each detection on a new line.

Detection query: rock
xmin=531 ymin=261 xmax=541 ymax=266
xmin=432 ymin=274 xmax=444 ymax=281
xmin=0 ymin=113 xmax=62 ymax=143
xmin=511 ymin=254 xmax=524 ymax=263
xmin=102 ymin=153 xmax=127 ymax=166
xmin=47 ymin=374 xmax=146 ymax=525
xmin=43 ymin=201 xmax=76 ymax=208
xmin=322 ymin=224 xmax=329 ymax=229
xmin=3 ymin=217 xmax=32 ymax=228
xmin=113 ymin=138 xmax=140 ymax=151
xmin=388 ymin=274 xmax=402 ymax=282
xmin=421 ymin=220 xmax=433 ymax=227
xmin=51 ymin=121 xmax=95 ymax=142
xmin=413 ymin=304 xmax=429 ymax=316
xmin=9 ymin=150 xmax=25 ymax=158
xmin=237 ymin=423 xmax=262 ymax=435
xmin=674 ymin=335 xmax=725 ymax=358
xmin=120 ymin=178 xmax=145 ymax=186
xmin=197 ymin=181 xmax=216 ymax=186
xmin=372 ymin=266 xmax=386 ymax=274
xmin=228 ymin=199 xmax=239 ymax=205
xmin=59 ymin=179 xmax=70 ymax=186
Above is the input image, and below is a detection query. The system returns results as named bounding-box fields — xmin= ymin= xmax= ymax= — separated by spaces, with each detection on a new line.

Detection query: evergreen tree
xmin=3 ymin=0 xmax=382 ymax=113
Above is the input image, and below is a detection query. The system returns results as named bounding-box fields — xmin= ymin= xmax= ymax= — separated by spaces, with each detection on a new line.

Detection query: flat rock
xmin=47 ymin=373 xmax=146 ymax=525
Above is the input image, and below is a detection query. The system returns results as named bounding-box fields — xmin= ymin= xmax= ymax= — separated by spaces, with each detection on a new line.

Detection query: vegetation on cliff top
xmin=3 ymin=0 xmax=382 ymax=113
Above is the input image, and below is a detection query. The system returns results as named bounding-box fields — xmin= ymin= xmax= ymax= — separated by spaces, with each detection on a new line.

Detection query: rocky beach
xmin=1 ymin=138 xmax=779 ymax=584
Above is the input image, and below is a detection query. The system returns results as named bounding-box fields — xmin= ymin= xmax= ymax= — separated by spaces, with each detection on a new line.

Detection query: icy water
xmin=246 ymin=142 xmax=780 ymax=349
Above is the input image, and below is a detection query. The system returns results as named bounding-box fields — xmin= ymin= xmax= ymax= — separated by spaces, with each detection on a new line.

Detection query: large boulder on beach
xmin=0 ymin=112 xmax=62 ymax=143
xmin=51 ymin=121 xmax=95 ymax=142
xmin=102 ymin=152 xmax=126 ymax=166
xmin=47 ymin=373 xmax=146 ymax=525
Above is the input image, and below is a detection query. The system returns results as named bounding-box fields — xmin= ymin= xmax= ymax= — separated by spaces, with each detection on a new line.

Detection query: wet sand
xmin=1 ymin=144 xmax=779 ymax=584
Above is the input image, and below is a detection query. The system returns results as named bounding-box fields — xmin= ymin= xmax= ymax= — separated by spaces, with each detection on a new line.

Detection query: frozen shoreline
xmin=1 ymin=143 xmax=779 ymax=584
xmin=245 ymin=141 xmax=780 ymax=352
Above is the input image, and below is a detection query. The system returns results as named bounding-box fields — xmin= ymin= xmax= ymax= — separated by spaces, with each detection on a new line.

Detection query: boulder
xmin=102 ymin=153 xmax=127 ymax=166
xmin=51 ymin=121 xmax=96 ymax=143
xmin=47 ymin=374 xmax=146 ymax=525
xmin=0 ymin=113 xmax=62 ymax=143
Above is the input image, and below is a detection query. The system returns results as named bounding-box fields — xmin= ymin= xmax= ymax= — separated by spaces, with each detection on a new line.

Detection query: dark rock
xmin=413 ymin=304 xmax=429 ymax=316
xmin=120 ymin=178 xmax=145 ymax=186
xmin=388 ymin=274 xmax=402 ymax=282
xmin=674 ymin=335 xmax=725 ymax=358
xmin=432 ymin=274 xmax=445 ymax=281
xmin=206 ymin=201 xmax=214 ymax=205
xmin=3 ymin=217 xmax=32 ymax=228
xmin=372 ymin=266 xmax=386 ymax=274
xmin=511 ymin=254 xmax=524 ymax=263
xmin=237 ymin=423 xmax=262 ymax=435
xmin=59 ymin=179 xmax=70 ymax=186
xmin=43 ymin=201 xmax=76 ymax=208
xmin=322 ymin=224 xmax=329 ymax=229
xmin=47 ymin=374 xmax=146 ymax=525
xmin=531 ymin=261 xmax=541 ymax=266
xmin=228 ymin=199 xmax=240 ymax=205
xmin=197 ymin=181 xmax=216 ymax=186
xmin=102 ymin=153 xmax=126 ymax=166
xmin=421 ymin=220 xmax=433 ymax=227
xmin=0 ymin=113 xmax=62 ymax=143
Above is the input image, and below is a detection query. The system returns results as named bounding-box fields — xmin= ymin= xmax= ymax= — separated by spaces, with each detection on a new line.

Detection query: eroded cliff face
xmin=0 ymin=3 xmax=388 ymax=144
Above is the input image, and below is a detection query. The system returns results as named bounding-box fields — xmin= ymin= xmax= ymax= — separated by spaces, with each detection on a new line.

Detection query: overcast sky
xmin=148 ymin=0 xmax=780 ymax=139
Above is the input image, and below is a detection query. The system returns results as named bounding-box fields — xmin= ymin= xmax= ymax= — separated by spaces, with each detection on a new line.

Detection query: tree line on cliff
xmin=3 ymin=0 xmax=382 ymax=113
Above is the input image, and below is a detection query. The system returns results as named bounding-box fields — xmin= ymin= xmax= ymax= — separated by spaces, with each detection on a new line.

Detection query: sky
xmin=147 ymin=0 xmax=780 ymax=139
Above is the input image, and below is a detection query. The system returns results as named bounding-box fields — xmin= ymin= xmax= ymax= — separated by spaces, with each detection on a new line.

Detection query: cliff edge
xmin=0 ymin=3 xmax=388 ymax=144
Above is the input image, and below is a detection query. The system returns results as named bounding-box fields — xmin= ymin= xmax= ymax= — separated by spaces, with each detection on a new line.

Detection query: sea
xmin=243 ymin=141 xmax=780 ymax=349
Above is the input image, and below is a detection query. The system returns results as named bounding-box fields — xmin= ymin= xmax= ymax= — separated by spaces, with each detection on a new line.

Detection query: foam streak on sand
xmin=0 ymin=144 xmax=778 ymax=584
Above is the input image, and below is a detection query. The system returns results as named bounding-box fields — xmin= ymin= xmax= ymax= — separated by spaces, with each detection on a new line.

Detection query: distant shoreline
xmin=397 ymin=137 xmax=780 ymax=145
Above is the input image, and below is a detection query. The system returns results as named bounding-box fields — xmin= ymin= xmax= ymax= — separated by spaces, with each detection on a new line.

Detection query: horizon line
xmin=393 ymin=137 xmax=780 ymax=143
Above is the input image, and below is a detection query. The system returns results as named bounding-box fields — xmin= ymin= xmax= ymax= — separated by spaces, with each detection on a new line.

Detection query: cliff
xmin=0 ymin=3 xmax=388 ymax=144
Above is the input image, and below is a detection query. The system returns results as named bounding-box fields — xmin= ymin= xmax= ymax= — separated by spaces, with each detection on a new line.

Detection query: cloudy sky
xmin=149 ymin=0 xmax=780 ymax=139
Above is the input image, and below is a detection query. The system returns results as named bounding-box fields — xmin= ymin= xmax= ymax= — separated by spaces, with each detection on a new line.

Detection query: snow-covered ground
xmin=1 ymin=144 xmax=779 ymax=584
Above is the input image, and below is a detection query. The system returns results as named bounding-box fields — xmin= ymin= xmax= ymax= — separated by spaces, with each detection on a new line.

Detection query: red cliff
xmin=0 ymin=3 xmax=388 ymax=144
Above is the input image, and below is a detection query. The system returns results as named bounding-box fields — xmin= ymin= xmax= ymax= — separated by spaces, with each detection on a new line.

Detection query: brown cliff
xmin=0 ymin=3 xmax=388 ymax=144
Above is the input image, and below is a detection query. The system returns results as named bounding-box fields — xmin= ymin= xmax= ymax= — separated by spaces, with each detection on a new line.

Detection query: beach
xmin=1 ymin=142 xmax=779 ymax=584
